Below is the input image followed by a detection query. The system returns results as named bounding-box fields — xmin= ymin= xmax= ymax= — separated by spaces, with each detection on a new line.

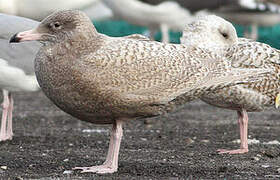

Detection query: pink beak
xmin=10 ymin=29 xmax=42 ymax=43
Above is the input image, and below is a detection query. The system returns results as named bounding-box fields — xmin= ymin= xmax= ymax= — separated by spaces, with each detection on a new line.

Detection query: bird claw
xmin=217 ymin=148 xmax=248 ymax=154
xmin=73 ymin=165 xmax=117 ymax=174
xmin=0 ymin=134 xmax=12 ymax=142
xmin=1 ymin=102 xmax=9 ymax=109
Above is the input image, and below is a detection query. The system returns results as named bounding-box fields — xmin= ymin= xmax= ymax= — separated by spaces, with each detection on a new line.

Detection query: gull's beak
xmin=10 ymin=29 xmax=41 ymax=43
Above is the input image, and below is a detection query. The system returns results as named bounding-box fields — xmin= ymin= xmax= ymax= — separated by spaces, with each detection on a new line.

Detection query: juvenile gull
xmin=182 ymin=15 xmax=280 ymax=154
xmin=0 ymin=14 xmax=40 ymax=141
xmin=10 ymin=10 xmax=270 ymax=173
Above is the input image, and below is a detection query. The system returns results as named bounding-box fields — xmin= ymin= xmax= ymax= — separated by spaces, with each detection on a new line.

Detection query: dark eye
xmin=221 ymin=32 xmax=228 ymax=39
xmin=54 ymin=22 xmax=61 ymax=28
xmin=49 ymin=22 xmax=61 ymax=30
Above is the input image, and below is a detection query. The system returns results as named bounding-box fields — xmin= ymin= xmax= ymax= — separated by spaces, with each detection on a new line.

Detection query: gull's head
xmin=10 ymin=10 xmax=95 ymax=45
xmin=181 ymin=15 xmax=238 ymax=49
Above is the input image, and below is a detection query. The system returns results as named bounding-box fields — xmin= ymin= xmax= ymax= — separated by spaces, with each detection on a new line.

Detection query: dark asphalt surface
xmin=0 ymin=91 xmax=280 ymax=179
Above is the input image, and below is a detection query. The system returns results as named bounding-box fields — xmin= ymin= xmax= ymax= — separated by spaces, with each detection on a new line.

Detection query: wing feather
xmin=80 ymin=37 xmax=270 ymax=106
xmin=228 ymin=40 xmax=280 ymax=68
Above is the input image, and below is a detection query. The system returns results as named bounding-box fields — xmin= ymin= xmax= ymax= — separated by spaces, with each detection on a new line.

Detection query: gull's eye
xmin=221 ymin=32 xmax=228 ymax=39
xmin=49 ymin=22 xmax=62 ymax=30
xmin=54 ymin=22 xmax=61 ymax=28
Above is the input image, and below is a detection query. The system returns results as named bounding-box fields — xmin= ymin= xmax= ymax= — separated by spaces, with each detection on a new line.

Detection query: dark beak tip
xmin=9 ymin=33 xmax=20 ymax=43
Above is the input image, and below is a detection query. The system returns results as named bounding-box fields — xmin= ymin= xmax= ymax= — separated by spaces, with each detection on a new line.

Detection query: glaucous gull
xmin=10 ymin=10 xmax=270 ymax=173
xmin=182 ymin=15 xmax=280 ymax=154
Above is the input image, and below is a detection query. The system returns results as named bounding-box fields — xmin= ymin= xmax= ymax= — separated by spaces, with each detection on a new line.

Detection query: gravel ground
xmin=0 ymin=91 xmax=280 ymax=179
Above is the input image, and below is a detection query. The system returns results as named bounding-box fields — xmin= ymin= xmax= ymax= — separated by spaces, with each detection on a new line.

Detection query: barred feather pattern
xmin=34 ymin=10 xmax=270 ymax=124
xmin=201 ymin=40 xmax=280 ymax=111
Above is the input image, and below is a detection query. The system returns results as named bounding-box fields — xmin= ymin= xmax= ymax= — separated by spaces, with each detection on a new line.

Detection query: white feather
xmin=0 ymin=58 xmax=39 ymax=92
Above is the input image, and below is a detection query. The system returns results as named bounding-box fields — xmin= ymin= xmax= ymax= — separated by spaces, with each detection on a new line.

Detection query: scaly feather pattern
xmin=181 ymin=15 xmax=280 ymax=154
xmin=10 ymin=10 xmax=273 ymax=173
xmin=202 ymin=41 xmax=280 ymax=111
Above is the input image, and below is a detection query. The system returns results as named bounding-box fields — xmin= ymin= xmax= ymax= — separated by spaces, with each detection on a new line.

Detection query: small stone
xmin=232 ymin=139 xmax=240 ymax=144
xmin=277 ymin=168 xmax=280 ymax=173
xmin=252 ymin=156 xmax=260 ymax=161
xmin=201 ymin=139 xmax=209 ymax=143
xmin=0 ymin=166 xmax=7 ymax=170
xmin=185 ymin=137 xmax=194 ymax=144
xmin=188 ymin=152 xmax=194 ymax=157
xmin=69 ymin=143 xmax=73 ymax=146
xmin=63 ymin=159 xmax=69 ymax=162
xmin=82 ymin=129 xmax=107 ymax=133
xmin=232 ymin=138 xmax=260 ymax=144
xmin=261 ymin=164 xmax=270 ymax=168
xmin=140 ymin=138 xmax=147 ymax=141
xmin=263 ymin=140 xmax=280 ymax=145
xmin=248 ymin=138 xmax=260 ymax=144
xmin=63 ymin=170 xmax=73 ymax=174
xmin=256 ymin=154 xmax=262 ymax=157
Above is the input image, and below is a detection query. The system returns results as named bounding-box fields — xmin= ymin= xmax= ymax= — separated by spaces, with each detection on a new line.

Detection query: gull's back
xmin=35 ymin=32 xmax=270 ymax=123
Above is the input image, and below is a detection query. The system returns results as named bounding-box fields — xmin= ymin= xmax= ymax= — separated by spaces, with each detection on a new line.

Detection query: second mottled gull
xmin=10 ymin=10 xmax=269 ymax=173
xmin=181 ymin=15 xmax=280 ymax=154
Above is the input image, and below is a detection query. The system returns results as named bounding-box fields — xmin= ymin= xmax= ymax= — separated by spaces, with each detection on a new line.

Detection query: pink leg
xmin=6 ymin=94 xmax=13 ymax=140
xmin=73 ymin=119 xmax=123 ymax=174
xmin=0 ymin=90 xmax=10 ymax=141
xmin=218 ymin=109 xmax=249 ymax=154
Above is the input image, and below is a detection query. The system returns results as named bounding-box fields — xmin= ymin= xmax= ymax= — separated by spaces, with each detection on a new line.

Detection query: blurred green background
xmin=93 ymin=20 xmax=280 ymax=49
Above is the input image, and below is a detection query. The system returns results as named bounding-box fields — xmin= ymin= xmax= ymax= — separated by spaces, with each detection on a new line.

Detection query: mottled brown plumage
xmin=203 ymin=41 xmax=280 ymax=112
xmin=182 ymin=15 xmax=280 ymax=154
xmin=11 ymin=10 xmax=269 ymax=173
